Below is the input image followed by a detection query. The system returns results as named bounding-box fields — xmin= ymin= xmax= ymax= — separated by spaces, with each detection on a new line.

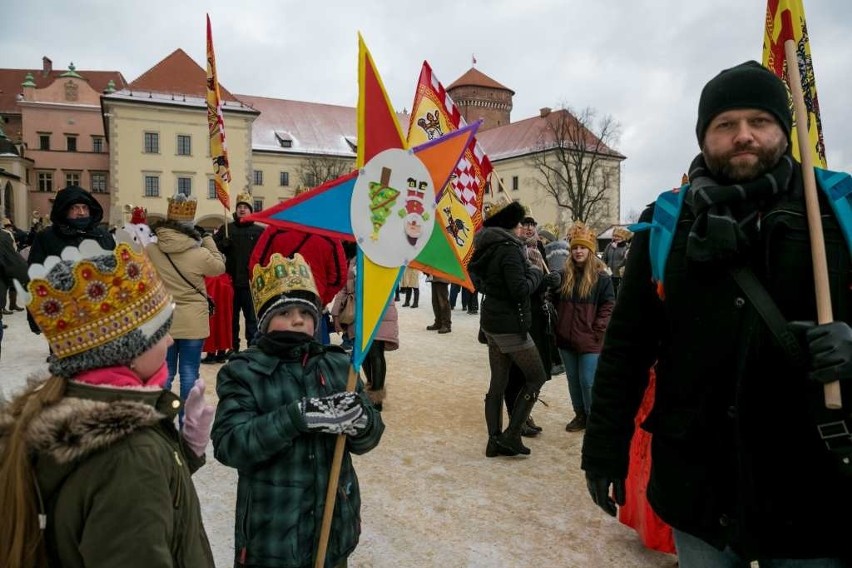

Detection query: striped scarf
xmin=684 ymin=153 xmax=794 ymax=263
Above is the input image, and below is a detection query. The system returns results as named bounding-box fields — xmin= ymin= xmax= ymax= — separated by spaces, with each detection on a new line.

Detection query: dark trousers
xmin=449 ymin=283 xmax=461 ymax=308
xmin=231 ymin=285 xmax=258 ymax=350
xmin=462 ymin=288 xmax=478 ymax=311
xmin=431 ymin=282 xmax=451 ymax=328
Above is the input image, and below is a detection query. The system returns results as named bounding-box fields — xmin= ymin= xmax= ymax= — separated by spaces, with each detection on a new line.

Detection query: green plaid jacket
xmin=212 ymin=340 xmax=383 ymax=567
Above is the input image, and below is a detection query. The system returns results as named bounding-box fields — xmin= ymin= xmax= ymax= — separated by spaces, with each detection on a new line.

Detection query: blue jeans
xmin=165 ymin=338 xmax=204 ymax=403
xmin=558 ymin=349 xmax=599 ymax=414
xmin=673 ymin=529 xmax=846 ymax=567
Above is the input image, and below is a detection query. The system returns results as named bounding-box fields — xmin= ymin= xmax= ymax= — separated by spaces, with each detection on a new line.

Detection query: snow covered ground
xmin=0 ymin=286 xmax=675 ymax=567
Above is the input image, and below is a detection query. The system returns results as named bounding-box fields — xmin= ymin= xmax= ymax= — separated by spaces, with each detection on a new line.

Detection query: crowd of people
xmin=1 ymin=58 xmax=851 ymax=566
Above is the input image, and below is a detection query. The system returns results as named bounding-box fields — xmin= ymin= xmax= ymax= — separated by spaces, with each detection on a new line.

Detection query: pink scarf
xmin=73 ymin=363 xmax=169 ymax=389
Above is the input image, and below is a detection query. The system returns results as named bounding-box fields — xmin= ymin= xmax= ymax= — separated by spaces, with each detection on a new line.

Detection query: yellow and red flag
xmin=762 ymin=0 xmax=826 ymax=167
xmin=407 ymin=61 xmax=493 ymax=272
xmin=206 ymin=14 xmax=231 ymax=210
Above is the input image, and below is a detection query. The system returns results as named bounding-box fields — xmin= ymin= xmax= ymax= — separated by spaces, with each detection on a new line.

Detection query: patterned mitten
xmin=299 ymin=391 xmax=364 ymax=435
xmin=341 ymin=413 xmax=370 ymax=437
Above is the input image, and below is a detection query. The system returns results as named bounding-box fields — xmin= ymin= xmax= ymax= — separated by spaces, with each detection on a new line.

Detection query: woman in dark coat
xmin=468 ymin=201 xmax=557 ymax=457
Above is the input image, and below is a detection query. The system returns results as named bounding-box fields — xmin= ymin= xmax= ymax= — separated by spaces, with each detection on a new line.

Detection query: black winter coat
xmin=469 ymin=227 xmax=543 ymax=335
xmin=28 ymin=185 xmax=115 ymax=266
xmin=581 ymin=168 xmax=852 ymax=560
xmin=214 ymin=216 xmax=264 ymax=288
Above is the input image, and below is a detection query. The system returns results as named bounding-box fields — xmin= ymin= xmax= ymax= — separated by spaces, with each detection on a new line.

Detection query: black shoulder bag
xmin=164 ymin=253 xmax=216 ymax=316
xmin=730 ymin=265 xmax=852 ymax=477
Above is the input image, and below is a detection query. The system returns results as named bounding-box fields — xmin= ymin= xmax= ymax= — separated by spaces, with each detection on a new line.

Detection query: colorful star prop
xmin=245 ymin=35 xmax=478 ymax=369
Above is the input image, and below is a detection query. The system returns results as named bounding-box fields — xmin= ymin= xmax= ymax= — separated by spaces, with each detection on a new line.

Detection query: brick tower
xmin=447 ymin=67 xmax=514 ymax=131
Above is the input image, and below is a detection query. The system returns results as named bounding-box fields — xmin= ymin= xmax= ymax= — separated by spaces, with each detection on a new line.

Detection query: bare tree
xmin=527 ymin=106 xmax=621 ymax=226
xmin=296 ymin=155 xmax=354 ymax=193
xmin=622 ymin=208 xmax=642 ymax=224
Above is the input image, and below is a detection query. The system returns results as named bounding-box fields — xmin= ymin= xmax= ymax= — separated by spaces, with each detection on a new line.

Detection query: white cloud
xmin=5 ymin=0 xmax=850 ymax=218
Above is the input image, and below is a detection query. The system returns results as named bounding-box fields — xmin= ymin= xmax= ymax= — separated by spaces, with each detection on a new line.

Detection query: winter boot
xmin=410 ymin=288 xmax=419 ymax=308
xmin=484 ymin=394 xmax=503 ymax=457
xmin=526 ymin=416 xmax=543 ymax=433
xmin=8 ymin=289 xmax=23 ymax=311
xmin=565 ymin=411 xmax=587 ymax=432
xmin=402 ymin=288 xmax=411 ymax=307
xmin=495 ymin=390 xmax=537 ymax=456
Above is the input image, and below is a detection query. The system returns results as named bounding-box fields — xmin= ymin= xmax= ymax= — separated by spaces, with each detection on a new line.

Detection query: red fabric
xmin=73 ymin=363 xmax=169 ymax=388
xmin=249 ymin=227 xmax=347 ymax=306
xmin=618 ymin=368 xmax=676 ymax=554
xmin=203 ymin=274 xmax=234 ymax=352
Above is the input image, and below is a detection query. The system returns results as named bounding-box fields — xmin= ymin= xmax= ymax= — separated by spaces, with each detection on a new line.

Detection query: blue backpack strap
xmin=815 ymin=167 xmax=852 ymax=259
xmin=628 ymin=183 xmax=690 ymax=287
xmin=623 ymin=169 xmax=852 ymax=294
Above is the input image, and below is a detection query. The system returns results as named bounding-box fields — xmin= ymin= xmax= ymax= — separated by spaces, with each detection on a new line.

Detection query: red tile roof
xmin=477 ymin=108 xmax=625 ymax=162
xmin=447 ymin=67 xmax=514 ymax=95
xmin=0 ymin=66 xmax=127 ymax=113
xmin=128 ymin=48 xmax=239 ymax=103
xmin=239 ymin=94 xmax=410 ymax=156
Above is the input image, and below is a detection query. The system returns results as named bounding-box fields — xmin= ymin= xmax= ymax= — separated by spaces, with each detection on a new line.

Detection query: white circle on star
xmin=351 ymin=148 xmax=436 ymax=267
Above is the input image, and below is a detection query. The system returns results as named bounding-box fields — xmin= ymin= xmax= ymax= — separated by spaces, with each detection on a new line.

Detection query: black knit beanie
xmin=483 ymin=201 xmax=526 ymax=230
xmin=695 ymin=61 xmax=792 ymax=145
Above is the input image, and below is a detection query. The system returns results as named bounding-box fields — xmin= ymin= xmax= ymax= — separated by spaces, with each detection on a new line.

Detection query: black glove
xmin=585 ymin=472 xmax=625 ymax=517
xmin=789 ymin=321 xmax=852 ymax=384
xmin=542 ymin=271 xmax=561 ymax=289
xmin=298 ymin=391 xmax=364 ymax=435
xmin=217 ymin=237 xmax=231 ymax=249
xmin=194 ymin=225 xmax=209 ymax=237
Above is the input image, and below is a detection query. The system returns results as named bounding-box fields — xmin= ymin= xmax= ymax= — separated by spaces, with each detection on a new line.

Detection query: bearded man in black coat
xmin=582 ymin=61 xmax=852 ymax=565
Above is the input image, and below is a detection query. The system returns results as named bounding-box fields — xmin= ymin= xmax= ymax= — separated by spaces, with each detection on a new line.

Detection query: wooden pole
xmin=314 ymin=364 xmax=359 ymax=567
xmin=784 ymin=39 xmax=842 ymax=409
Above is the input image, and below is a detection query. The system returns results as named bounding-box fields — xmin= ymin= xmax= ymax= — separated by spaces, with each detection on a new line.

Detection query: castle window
xmin=177 ymin=177 xmax=192 ymax=196
xmin=144 ymin=175 xmax=160 ymax=197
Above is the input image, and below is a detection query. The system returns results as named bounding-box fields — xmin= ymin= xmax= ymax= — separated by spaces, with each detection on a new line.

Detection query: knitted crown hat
xmin=695 ymin=60 xmax=792 ymax=145
xmin=18 ymin=239 xmax=174 ymax=378
xmin=483 ymin=200 xmax=526 ymax=230
xmin=568 ymin=221 xmax=597 ymax=252
xmin=251 ymin=253 xmax=321 ymax=333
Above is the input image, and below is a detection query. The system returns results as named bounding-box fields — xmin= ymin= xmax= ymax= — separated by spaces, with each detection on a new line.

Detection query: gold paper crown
xmin=612 ymin=226 xmax=633 ymax=240
xmin=483 ymin=194 xmax=514 ymax=221
xmin=167 ymin=194 xmax=197 ymax=223
xmin=567 ymin=221 xmax=597 ymax=251
xmin=25 ymin=242 xmax=172 ymax=359
xmin=235 ymin=192 xmax=253 ymax=206
xmin=251 ymin=253 xmax=320 ymax=316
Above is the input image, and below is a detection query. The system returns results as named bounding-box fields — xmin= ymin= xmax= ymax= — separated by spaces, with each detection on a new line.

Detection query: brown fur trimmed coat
xmin=0 ymin=378 xmax=214 ymax=567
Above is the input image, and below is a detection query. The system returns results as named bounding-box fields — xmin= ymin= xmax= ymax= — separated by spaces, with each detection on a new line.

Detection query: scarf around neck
xmin=684 ymin=153 xmax=794 ymax=263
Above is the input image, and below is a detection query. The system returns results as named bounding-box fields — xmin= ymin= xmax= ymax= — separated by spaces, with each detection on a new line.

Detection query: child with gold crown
xmin=0 ymin=238 xmax=215 ymax=567
xmin=211 ymin=253 xmax=384 ymax=568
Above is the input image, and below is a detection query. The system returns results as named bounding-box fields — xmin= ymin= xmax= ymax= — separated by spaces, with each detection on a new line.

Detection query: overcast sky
xmin=5 ymin=0 xmax=850 ymax=220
